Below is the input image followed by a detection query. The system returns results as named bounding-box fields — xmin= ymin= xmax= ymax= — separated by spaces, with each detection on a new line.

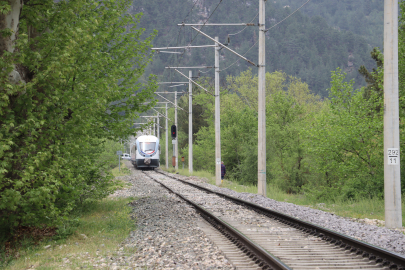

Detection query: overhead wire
xmin=198 ymin=8 xmax=258 ymax=75
xmin=265 ymin=0 xmax=311 ymax=32
xmin=228 ymin=11 xmax=259 ymax=37
xmin=167 ymin=0 xmax=225 ymax=94
xmin=160 ymin=0 xmax=200 ymax=90
xmin=148 ymin=3 xmax=201 ymax=122
xmin=165 ymin=0 xmax=200 ymax=48
xmin=185 ymin=0 xmax=224 ymax=50
xmin=164 ymin=1 xmax=202 ymax=87
xmin=220 ymin=0 xmax=312 ymax=72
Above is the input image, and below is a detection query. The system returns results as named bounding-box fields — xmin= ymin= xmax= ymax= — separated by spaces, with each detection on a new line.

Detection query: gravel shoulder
xmin=159 ymin=170 xmax=405 ymax=257
xmin=106 ymin=164 xmax=405 ymax=269
xmin=107 ymin=164 xmax=235 ymax=269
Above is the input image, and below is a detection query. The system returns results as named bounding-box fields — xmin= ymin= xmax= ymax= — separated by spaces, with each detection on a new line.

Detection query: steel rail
xmin=144 ymin=172 xmax=291 ymax=270
xmin=157 ymin=171 xmax=405 ymax=270
xmin=178 ymin=23 xmax=257 ymax=26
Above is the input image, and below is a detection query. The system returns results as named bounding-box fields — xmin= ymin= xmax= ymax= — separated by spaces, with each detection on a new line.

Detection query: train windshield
xmin=139 ymin=142 xmax=156 ymax=152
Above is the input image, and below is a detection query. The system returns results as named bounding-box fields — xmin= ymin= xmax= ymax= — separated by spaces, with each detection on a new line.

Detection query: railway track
xmin=143 ymin=170 xmax=405 ymax=270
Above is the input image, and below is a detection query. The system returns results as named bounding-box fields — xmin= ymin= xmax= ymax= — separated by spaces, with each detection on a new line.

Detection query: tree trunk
xmin=0 ymin=0 xmax=23 ymax=84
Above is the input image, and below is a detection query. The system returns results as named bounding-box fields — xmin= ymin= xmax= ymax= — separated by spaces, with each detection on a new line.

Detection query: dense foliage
xmin=155 ymin=1 xmax=405 ymax=201
xmin=0 ymin=0 xmax=156 ymax=230
xmin=159 ymin=43 xmax=405 ymax=201
xmin=132 ymin=0 xmax=381 ymax=97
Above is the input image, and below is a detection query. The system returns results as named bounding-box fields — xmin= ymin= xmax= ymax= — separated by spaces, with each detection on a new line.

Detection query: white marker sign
xmin=387 ymin=148 xmax=399 ymax=165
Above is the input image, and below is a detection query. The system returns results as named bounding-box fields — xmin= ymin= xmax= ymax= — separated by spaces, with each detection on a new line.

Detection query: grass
xmin=164 ymin=167 xmax=405 ymax=227
xmin=111 ymin=162 xmax=131 ymax=177
xmin=3 ymin=197 xmax=136 ymax=270
xmin=2 ymin=163 xmax=136 ymax=269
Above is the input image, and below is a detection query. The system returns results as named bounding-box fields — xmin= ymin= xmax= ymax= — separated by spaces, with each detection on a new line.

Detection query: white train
xmin=131 ymin=135 xmax=160 ymax=169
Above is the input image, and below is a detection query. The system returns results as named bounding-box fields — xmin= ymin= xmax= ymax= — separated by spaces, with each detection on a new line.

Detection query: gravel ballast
xmin=164 ymin=172 xmax=405 ymax=257
xmin=108 ymin=166 xmax=235 ymax=269
xmin=107 ymin=164 xmax=405 ymax=269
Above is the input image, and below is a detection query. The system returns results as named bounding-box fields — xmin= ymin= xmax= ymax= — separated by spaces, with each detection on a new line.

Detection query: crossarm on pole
xmin=151 ymin=107 xmax=172 ymax=122
xmin=190 ymin=26 xmax=257 ymax=67
xmin=155 ymin=93 xmax=188 ymax=113
xmin=174 ymin=69 xmax=214 ymax=96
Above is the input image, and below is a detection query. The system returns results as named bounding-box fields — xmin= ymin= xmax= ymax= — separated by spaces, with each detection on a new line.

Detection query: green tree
xmin=304 ymin=68 xmax=384 ymax=200
xmin=358 ymin=48 xmax=384 ymax=101
xmin=0 ymin=0 xmax=156 ymax=229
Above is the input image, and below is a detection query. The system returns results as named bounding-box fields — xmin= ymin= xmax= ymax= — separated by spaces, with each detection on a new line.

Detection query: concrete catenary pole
xmin=215 ymin=36 xmax=222 ymax=186
xmin=384 ymin=0 xmax=402 ymax=228
xmin=189 ymin=70 xmax=193 ymax=173
xmin=175 ymin=90 xmax=178 ymax=170
xmin=166 ymin=103 xmax=169 ymax=169
xmin=258 ymin=0 xmax=266 ymax=196
xmin=157 ymin=112 xmax=160 ymax=138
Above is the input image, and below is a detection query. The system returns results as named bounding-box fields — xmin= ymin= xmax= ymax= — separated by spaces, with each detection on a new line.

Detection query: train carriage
xmin=131 ymin=135 xmax=160 ymax=169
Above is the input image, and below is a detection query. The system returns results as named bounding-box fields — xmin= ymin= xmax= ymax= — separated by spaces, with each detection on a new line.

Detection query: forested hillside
xmin=153 ymin=1 xmax=405 ymax=201
xmin=282 ymin=0 xmax=384 ymax=49
xmin=131 ymin=0 xmax=383 ymax=97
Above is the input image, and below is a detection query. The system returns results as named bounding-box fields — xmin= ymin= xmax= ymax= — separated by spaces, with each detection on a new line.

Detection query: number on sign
xmin=389 ymin=157 xmax=398 ymax=165
xmin=388 ymin=149 xmax=399 ymax=156
xmin=387 ymin=148 xmax=399 ymax=165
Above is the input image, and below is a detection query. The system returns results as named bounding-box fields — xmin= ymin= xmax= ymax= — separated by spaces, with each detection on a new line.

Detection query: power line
xmin=264 ymin=0 xmax=311 ymax=32
xmin=167 ymin=0 xmax=224 ymax=86
xmin=220 ymin=0 xmax=312 ymax=72
xmin=165 ymin=0 xmax=200 ymax=48
xmin=159 ymin=0 xmax=200 ymax=77
xmin=182 ymin=0 xmax=200 ymax=23
xmin=165 ymin=1 xmax=208 ymax=86
xmin=157 ymin=1 xmax=202 ymax=87
xmin=184 ymin=0 xmax=224 ymax=51
xmin=228 ymin=12 xmax=259 ymax=37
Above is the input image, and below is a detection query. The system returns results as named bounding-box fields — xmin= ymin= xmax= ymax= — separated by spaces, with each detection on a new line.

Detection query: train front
xmin=134 ymin=135 xmax=160 ymax=169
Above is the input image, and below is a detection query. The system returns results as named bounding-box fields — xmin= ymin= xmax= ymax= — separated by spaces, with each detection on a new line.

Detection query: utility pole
xmin=157 ymin=112 xmax=160 ymax=138
xmin=215 ymin=37 xmax=222 ymax=186
xmin=166 ymin=103 xmax=169 ymax=169
xmin=175 ymin=90 xmax=178 ymax=170
xmin=162 ymin=67 xmax=213 ymax=172
xmin=257 ymin=0 xmax=266 ymax=196
xmin=155 ymin=88 xmax=186 ymax=170
xmin=384 ymin=0 xmax=402 ymax=228
xmin=189 ymin=70 xmax=193 ymax=173
xmin=161 ymin=26 xmax=256 ymax=179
